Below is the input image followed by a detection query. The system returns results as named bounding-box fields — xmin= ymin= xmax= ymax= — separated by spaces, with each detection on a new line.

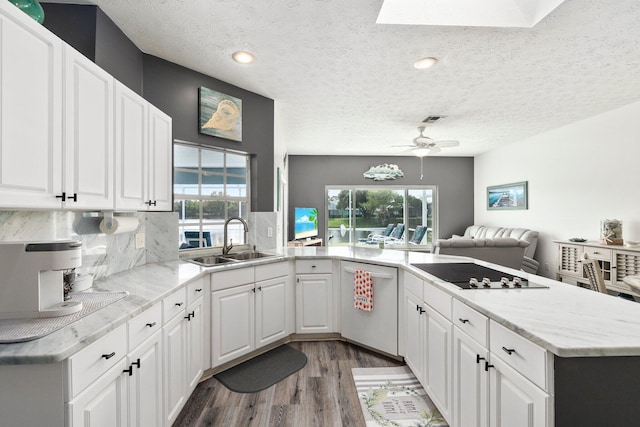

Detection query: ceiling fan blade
xmin=389 ymin=144 xmax=417 ymax=147
xmin=428 ymin=146 xmax=442 ymax=154
xmin=434 ymin=140 xmax=459 ymax=147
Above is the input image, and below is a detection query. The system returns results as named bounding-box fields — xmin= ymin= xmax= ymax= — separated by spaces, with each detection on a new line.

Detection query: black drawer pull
xmin=123 ymin=366 xmax=133 ymax=376
xmin=459 ymin=318 xmax=470 ymax=324
xmin=175 ymin=302 xmax=183 ymax=307
xmin=418 ymin=307 xmax=425 ymax=314
xmin=485 ymin=361 xmax=494 ymax=371
xmin=145 ymin=322 xmax=156 ymax=328
xmin=476 ymin=354 xmax=485 ymax=364
xmin=195 ymin=288 xmax=203 ymax=292
xmin=102 ymin=352 xmax=116 ymax=360
xmin=502 ymin=346 xmax=516 ymax=355
xmin=185 ymin=313 xmax=192 ymax=320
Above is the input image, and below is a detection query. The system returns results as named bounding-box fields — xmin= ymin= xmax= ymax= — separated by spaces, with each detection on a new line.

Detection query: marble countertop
xmin=3 ymin=246 xmax=640 ymax=363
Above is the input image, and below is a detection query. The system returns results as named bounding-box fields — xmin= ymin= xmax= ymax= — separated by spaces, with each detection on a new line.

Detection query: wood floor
xmin=173 ymin=340 xmax=404 ymax=426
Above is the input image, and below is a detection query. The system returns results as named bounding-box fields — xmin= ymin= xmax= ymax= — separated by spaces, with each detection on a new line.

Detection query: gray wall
xmin=288 ymin=156 xmax=474 ymax=242
xmin=42 ymin=3 xmax=144 ymax=94
xmin=142 ymin=55 xmax=275 ymax=212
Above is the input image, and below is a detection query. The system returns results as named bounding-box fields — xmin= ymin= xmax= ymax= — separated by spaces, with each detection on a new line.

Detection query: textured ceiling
xmin=58 ymin=0 xmax=640 ymax=156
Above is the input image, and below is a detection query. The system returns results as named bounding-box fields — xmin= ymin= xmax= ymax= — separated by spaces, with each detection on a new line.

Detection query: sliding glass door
xmin=326 ymin=186 xmax=436 ymax=250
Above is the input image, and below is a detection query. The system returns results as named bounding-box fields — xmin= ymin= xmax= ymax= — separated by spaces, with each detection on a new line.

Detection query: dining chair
xmin=581 ymin=255 xmax=608 ymax=294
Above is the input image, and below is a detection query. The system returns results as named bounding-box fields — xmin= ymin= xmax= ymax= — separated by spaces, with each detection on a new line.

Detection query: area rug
xmin=215 ymin=344 xmax=307 ymax=393
xmin=352 ymin=366 xmax=448 ymax=427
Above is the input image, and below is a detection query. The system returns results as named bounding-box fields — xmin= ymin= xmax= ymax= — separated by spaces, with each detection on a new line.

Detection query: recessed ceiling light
xmin=414 ymin=57 xmax=438 ymax=70
xmin=232 ymin=51 xmax=256 ymax=64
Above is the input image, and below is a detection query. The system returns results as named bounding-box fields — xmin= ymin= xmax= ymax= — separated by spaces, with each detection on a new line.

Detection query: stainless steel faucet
xmin=222 ymin=217 xmax=249 ymax=255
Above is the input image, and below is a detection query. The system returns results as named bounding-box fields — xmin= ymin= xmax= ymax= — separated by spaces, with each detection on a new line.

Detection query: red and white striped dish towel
xmin=354 ymin=269 xmax=373 ymax=311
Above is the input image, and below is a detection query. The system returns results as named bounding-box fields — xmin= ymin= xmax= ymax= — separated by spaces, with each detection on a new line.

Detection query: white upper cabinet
xmin=114 ymin=81 xmax=148 ymax=211
xmin=115 ymin=82 xmax=173 ymax=211
xmin=147 ymin=104 xmax=172 ymax=211
xmin=0 ymin=1 xmax=63 ymax=209
xmin=63 ymin=45 xmax=114 ymax=209
xmin=0 ymin=2 xmax=172 ymax=212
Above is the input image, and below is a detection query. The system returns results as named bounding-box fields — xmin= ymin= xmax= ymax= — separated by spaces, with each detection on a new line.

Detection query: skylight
xmin=377 ymin=0 xmax=567 ymax=28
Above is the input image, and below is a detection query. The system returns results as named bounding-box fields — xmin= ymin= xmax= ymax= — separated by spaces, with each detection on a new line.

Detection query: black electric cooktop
xmin=411 ymin=262 xmax=547 ymax=289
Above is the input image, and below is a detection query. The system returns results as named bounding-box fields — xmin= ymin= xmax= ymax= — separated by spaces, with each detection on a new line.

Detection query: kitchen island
xmin=1 ymin=246 xmax=640 ymax=426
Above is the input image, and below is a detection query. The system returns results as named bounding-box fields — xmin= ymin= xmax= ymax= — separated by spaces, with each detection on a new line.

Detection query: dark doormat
xmin=215 ymin=344 xmax=307 ymax=393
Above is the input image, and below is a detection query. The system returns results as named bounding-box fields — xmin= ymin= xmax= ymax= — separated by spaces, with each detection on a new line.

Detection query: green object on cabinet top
xmin=7 ymin=0 xmax=45 ymax=24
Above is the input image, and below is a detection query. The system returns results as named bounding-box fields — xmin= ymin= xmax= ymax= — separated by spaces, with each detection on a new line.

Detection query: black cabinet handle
xmin=68 ymin=193 xmax=78 ymax=202
xmin=476 ymin=354 xmax=485 ymax=364
xmin=258 ymin=286 xmax=262 ymax=291
xmin=123 ymin=366 xmax=133 ymax=376
xmin=459 ymin=318 xmax=470 ymax=324
xmin=195 ymin=288 xmax=203 ymax=292
xmin=416 ymin=304 xmax=420 ymax=312
xmin=485 ymin=361 xmax=494 ymax=371
xmin=175 ymin=302 xmax=183 ymax=307
xmin=102 ymin=352 xmax=116 ymax=360
xmin=502 ymin=346 xmax=516 ymax=355
xmin=185 ymin=313 xmax=192 ymax=320
xmin=145 ymin=200 xmax=157 ymax=206
xmin=55 ymin=192 xmax=66 ymax=201
xmin=145 ymin=322 xmax=156 ymax=328
xmin=132 ymin=358 xmax=141 ymax=369
xmin=418 ymin=307 xmax=426 ymax=314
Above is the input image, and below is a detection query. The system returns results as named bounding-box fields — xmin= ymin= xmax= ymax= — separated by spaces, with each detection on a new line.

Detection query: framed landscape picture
xmin=487 ymin=181 xmax=528 ymax=210
xmin=198 ymin=86 xmax=242 ymax=141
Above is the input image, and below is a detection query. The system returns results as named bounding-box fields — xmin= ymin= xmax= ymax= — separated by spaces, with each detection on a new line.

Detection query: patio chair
xmin=409 ymin=225 xmax=427 ymax=245
xmin=360 ymin=223 xmax=396 ymax=244
xmin=381 ymin=224 xmax=405 ymax=244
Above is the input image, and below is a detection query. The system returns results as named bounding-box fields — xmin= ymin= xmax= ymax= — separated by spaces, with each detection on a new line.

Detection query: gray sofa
xmin=434 ymin=225 xmax=539 ymax=273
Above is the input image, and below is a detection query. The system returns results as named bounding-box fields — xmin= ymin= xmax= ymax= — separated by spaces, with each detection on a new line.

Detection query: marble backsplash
xmin=0 ymin=210 xmax=179 ymax=280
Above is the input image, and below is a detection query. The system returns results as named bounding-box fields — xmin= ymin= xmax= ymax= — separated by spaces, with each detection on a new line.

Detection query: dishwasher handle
xmin=343 ymin=267 xmax=395 ymax=280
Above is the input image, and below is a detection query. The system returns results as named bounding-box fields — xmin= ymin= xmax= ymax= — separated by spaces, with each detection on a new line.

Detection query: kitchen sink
xmin=186 ymin=251 xmax=275 ymax=267
xmin=187 ymin=255 xmax=239 ymax=267
xmin=224 ymin=251 xmax=274 ymax=261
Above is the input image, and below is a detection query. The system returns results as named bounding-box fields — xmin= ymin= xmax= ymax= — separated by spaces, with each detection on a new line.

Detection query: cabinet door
xmin=163 ymin=312 xmax=187 ymax=426
xmin=114 ymin=81 xmax=147 ymax=210
xmin=404 ymin=290 xmax=425 ymax=384
xmin=424 ymin=304 xmax=453 ymax=424
xmin=256 ymin=275 xmax=289 ymax=347
xmin=295 ymin=274 xmax=333 ymax=333
xmin=127 ymin=331 xmax=163 ymax=427
xmin=63 ymin=45 xmax=114 ymax=210
xmin=211 ymin=283 xmax=256 ymax=367
xmin=453 ymin=328 xmax=489 ymax=427
xmin=67 ymin=359 xmax=128 ymax=427
xmin=186 ymin=297 xmax=205 ymax=393
xmin=489 ymin=356 xmax=550 ymax=427
xmin=0 ymin=3 xmax=63 ymax=209
xmin=147 ymin=105 xmax=172 ymax=211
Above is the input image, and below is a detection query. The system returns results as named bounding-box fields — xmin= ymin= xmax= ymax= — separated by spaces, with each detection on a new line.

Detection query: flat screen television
xmin=294 ymin=207 xmax=318 ymax=240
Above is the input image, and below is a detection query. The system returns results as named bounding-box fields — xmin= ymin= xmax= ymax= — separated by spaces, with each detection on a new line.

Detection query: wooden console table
xmin=287 ymin=238 xmax=323 ymax=247
xmin=555 ymin=240 xmax=640 ymax=296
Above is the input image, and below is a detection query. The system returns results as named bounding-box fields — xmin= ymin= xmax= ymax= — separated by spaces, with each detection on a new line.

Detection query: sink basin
xmin=187 ymin=256 xmax=239 ymax=267
xmin=224 ymin=251 xmax=274 ymax=261
xmin=186 ymin=251 xmax=275 ymax=267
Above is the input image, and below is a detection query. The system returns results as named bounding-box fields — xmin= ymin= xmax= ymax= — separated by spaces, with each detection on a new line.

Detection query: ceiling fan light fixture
xmin=414 ymin=57 xmax=438 ymax=70
xmin=412 ymin=147 xmax=431 ymax=157
xmin=232 ymin=50 xmax=256 ymax=64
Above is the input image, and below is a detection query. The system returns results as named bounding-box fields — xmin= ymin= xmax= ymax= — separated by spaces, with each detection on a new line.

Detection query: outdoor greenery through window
xmin=174 ymin=142 xmax=249 ymax=250
xmin=326 ymin=186 xmax=436 ymax=249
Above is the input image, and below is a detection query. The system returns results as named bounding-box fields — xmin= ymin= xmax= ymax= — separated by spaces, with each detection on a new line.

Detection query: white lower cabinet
xmin=211 ymin=262 xmax=291 ymax=368
xmin=125 ymin=331 xmax=163 ymax=427
xmin=295 ymin=259 xmax=334 ymax=334
xmin=403 ymin=279 xmax=453 ymax=425
xmin=163 ymin=279 xmax=207 ymax=427
xmin=67 ymin=359 xmax=129 ymax=427
xmin=423 ymin=303 xmax=453 ymax=423
xmin=453 ymin=327 xmax=489 ymax=427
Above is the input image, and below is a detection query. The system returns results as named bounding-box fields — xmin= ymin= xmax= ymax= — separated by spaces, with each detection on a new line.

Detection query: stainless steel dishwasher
xmin=340 ymin=260 xmax=398 ymax=355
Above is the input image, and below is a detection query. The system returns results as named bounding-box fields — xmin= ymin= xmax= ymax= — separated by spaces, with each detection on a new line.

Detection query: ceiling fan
xmin=392 ymin=126 xmax=460 ymax=157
